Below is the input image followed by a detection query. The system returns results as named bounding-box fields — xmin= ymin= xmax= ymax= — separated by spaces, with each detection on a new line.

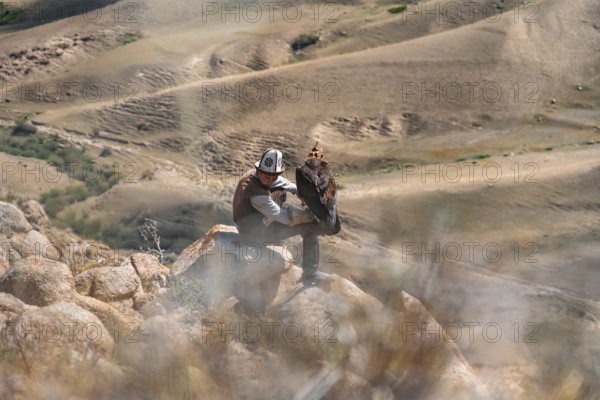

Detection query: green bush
xmin=0 ymin=129 xmax=119 ymax=216
xmin=387 ymin=5 xmax=407 ymax=14
xmin=0 ymin=3 xmax=23 ymax=25
xmin=121 ymin=33 xmax=141 ymax=46
xmin=291 ymin=34 xmax=319 ymax=51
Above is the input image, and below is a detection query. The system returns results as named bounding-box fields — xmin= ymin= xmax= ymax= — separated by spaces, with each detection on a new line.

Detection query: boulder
xmin=0 ymin=257 xmax=7 ymax=278
xmin=112 ymin=314 xmax=224 ymax=398
xmin=74 ymin=293 xmax=131 ymax=333
xmin=222 ymin=341 xmax=293 ymax=399
xmin=0 ymin=292 xmax=37 ymax=314
xmin=269 ymin=269 xmax=491 ymax=399
xmin=75 ymin=265 xmax=141 ymax=302
xmin=5 ymin=302 xmax=114 ymax=375
xmin=270 ymin=265 xmax=385 ymax=380
xmin=0 ymin=233 xmax=21 ymax=268
xmin=172 ymin=224 xmax=289 ymax=310
xmin=132 ymin=292 xmax=166 ymax=318
xmin=0 ymin=202 xmax=32 ymax=236
xmin=0 ymin=256 xmax=74 ymax=306
xmin=10 ymin=230 xmax=61 ymax=261
xmin=381 ymin=292 xmax=492 ymax=399
xmin=121 ymin=252 xmax=170 ymax=293
xmin=20 ymin=199 xmax=51 ymax=231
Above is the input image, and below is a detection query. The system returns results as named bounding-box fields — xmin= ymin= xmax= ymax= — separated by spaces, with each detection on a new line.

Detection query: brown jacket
xmin=232 ymin=169 xmax=269 ymax=225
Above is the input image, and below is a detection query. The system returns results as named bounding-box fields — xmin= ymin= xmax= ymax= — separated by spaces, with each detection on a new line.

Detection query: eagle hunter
xmin=296 ymin=142 xmax=341 ymax=234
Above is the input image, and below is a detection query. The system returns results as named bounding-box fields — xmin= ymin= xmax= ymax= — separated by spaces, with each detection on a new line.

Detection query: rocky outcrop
xmin=382 ymin=292 xmax=492 ymax=399
xmin=171 ymin=224 xmax=290 ymax=311
xmin=0 ymin=206 xmax=492 ymax=399
xmin=173 ymin=225 xmax=491 ymax=399
xmin=0 ymin=201 xmax=61 ymax=269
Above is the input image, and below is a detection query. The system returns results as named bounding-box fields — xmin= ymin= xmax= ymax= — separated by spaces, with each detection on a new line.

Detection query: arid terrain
xmin=1 ymin=0 xmax=600 ymax=398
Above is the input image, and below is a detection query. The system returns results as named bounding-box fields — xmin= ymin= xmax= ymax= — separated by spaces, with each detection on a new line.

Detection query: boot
xmin=299 ymin=233 xmax=320 ymax=284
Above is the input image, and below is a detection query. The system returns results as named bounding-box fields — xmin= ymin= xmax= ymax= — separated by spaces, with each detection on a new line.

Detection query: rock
xmin=271 ymin=265 xmax=385 ymax=380
xmin=95 ymin=358 xmax=125 ymax=384
xmin=132 ymin=292 xmax=165 ymax=317
xmin=551 ymin=98 xmax=557 ymax=104
xmin=382 ymin=292 xmax=491 ymax=399
xmin=0 ymin=202 xmax=32 ymax=236
xmin=171 ymin=224 xmax=239 ymax=276
xmin=122 ymin=253 xmax=170 ymax=293
xmin=0 ymin=234 xmax=17 ymax=272
xmin=269 ymin=273 xmax=490 ymax=398
xmin=6 ymin=302 xmax=114 ymax=375
xmin=74 ymin=293 xmax=131 ymax=333
xmin=75 ymin=265 xmax=141 ymax=302
xmin=21 ymin=199 xmax=51 ymax=231
xmin=232 ymin=243 xmax=289 ymax=313
xmin=0 ymin=292 xmax=37 ymax=314
xmin=172 ymin=224 xmax=288 ymax=310
xmin=223 ymin=341 xmax=293 ymax=399
xmin=0 ymin=256 xmax=7 ymax=278
xmin=0 ymin=256 xmax=74 ymax=306
xmin=10 ymin=230 xmax=60 ymax=261
xmin=116 ymin=316 xmax=189 ymax=389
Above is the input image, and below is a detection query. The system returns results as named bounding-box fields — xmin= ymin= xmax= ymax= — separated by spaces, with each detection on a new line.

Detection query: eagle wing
xmin=296 ymin=159 xmax=340 ymax=234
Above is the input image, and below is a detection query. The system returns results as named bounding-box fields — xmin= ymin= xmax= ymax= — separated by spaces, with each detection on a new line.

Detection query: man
xmin=233 ymin=148 xmax=329 ymax=284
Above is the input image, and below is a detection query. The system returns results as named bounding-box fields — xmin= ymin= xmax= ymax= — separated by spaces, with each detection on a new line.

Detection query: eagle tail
xmin=327 ymin=205 xmax=338 ymax=232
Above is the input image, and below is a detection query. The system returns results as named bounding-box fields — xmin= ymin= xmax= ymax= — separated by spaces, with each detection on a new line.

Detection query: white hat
xmin=255 ymin=148 xmax=285 ymax=173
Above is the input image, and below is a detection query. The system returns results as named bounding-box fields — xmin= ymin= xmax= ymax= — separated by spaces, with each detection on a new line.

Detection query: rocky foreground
xmin=0 ymin=201 xmax=494 ymax=399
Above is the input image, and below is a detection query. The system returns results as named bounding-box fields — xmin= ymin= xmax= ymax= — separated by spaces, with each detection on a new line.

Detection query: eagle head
xmin=308 ymin=141 xmax=324 ymax=160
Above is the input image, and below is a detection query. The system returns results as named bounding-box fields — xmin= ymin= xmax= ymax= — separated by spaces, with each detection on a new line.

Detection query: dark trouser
xmin=236 ymin=190 xmax=327 ymax=276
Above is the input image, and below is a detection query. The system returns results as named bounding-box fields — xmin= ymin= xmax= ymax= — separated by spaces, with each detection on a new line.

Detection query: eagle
xmin=296 ymin=142 xmax=341 ymax=235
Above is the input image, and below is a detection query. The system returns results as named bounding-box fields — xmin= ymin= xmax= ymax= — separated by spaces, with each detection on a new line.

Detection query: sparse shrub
xmin=387 ymin=5 xmax=407 ymax=13
xmin=121 ymin=33 xmax=141 ymax=46
xmin=141 ymin=169 xmax=154 ymax=180
xmin=0 ymin=3 xmax=23 ymax=25
xmin=166 ymin=277 xmax=208 ymax=311
xmin=99 ymin=148 xmax=112 ymax=157
xmin=0 ymin=129 xmax=120 ymax=216
xmin=138 ymin=218 xmax=165 ymax=263
xmin=136 ymin=123 xmax=149 ymax=131
xmin=472 ymin=154 xmax=490 ymax=160
xmin=11 ymin=122 xmax=37 ymax=136
xmin=291 ymin=34 xmax=319 ymax=51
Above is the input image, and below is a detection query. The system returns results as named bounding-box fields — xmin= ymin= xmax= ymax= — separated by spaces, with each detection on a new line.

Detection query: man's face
xmin=257 ymin=169 xmax=279 ymax=188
